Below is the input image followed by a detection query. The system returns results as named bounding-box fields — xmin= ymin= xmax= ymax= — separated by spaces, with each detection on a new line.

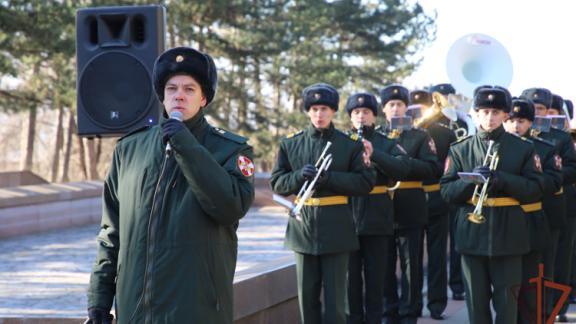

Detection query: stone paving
xmin=0 ymin=206 xmax=291 ymax=318
xmin=2 ymin=205 xmax=576 ymax=322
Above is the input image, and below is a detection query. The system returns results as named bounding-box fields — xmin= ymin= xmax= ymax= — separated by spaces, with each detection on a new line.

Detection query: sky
xmin=404 ymin=0 xmax=575 ymax=102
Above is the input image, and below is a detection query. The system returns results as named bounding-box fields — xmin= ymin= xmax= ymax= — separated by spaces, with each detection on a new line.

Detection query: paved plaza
xmin=1 ymin=205 xmax=575 ymax=322
xmin=0 ymin=206 xmax=291 ymax=318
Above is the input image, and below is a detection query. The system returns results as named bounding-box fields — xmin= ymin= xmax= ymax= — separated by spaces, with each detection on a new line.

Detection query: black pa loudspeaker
xmin=76 ymin=5 xmax=165 ymax=137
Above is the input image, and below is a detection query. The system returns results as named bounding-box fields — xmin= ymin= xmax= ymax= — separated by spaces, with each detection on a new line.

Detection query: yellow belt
xmin=294 ymin=195 xmax=348 ymax=207
xmin=397 ymin=181 xmax=423 ymax=190
xmin=467 ymin=197 xmax=520 ymax=207
xmin=423 ymin=184 xmax=441 ymax=192
xmin=369 ymin=186 xmax=388 ymax=194
xmin=521 ymin=202 xmax=543 ymax=212
xmin=555 ymin=187 xmax=564 ymax=195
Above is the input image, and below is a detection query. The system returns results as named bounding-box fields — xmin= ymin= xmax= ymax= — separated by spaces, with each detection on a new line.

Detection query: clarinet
xmin=357 ymin=123 xmax=364 ymax=141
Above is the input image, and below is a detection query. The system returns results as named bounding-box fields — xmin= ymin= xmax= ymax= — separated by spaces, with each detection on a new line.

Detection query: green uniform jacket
xmin=540 ymin=128 xmax=576 ymax=217
xmin=425 ymin=119 xmax=457 ymax=217
xmin=522 ymin=136 xmax=560 ymax=252
xmin=87 ymin=112 xmax=255 ymax=324
xmin=270 ymin=123 xmax=375 ymax=255
xmin=347 ymin=125 xmax=410 ymax=236
xmin=380 ymin=126 xmax=439 ymax=229
xmin=440 ymin=126 xmax=542 ymax=256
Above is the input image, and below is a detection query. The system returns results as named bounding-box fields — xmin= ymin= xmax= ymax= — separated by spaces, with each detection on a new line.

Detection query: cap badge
xmin=514 ymin=106 xmax=520 ymax=113
xmin=176 ymin=55 xmax=184 ymax=63
xmin=414 ymin=94 xmax=420 ymax=100
xmin=357 ymin=96 xmax=364 ymax=104
xmin=393 ymin=88 xmax=399 ymax=94
xmin=314 ymin=93 xmax=321 ymax=100
xmin=487 ymin=94 xmax=494 ymax=101
xmin=533 ymin=93 xmax=539 ymax=99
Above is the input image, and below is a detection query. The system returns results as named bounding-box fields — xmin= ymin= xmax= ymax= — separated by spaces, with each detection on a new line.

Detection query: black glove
xmin=316 ymin=170 xmax=329 ymax=185
xmin=84 ymin=308 xmax=114 ymax=324
xmin=161 ymin=118 xmax=186 ymax=145
xmin=301 ymin=164 xmax=317 ymax=181
xmin=472 ymin=166 xmax=492 ymax=181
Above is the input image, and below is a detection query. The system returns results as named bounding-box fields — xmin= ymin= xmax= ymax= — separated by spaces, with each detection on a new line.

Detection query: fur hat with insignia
xmin=565 ymin=99 xmax=574 ymax=119
xmin=430 ymin=83 xmax=455 ymax=96
xmin=521 ymin=88 xmax=553 ymax=108
xmin=410 ymin=90 xmax=432 ymax=106
xmin=509 ymin=97 xmax=535 ymax=121
xmin=473 ymin=86 xmax=511 ymax=112
xmin=380 ymin=84 xmax=409 ymax=107
xmin=551 ymin=94 xmax=564 ymax=112
xmin=345 ymin=92 xmax=378 ymax=116
xmin=302 ymin=83 xmax=339 ymax=111
xmin=153 ymin=47 xmax=218 ymax=105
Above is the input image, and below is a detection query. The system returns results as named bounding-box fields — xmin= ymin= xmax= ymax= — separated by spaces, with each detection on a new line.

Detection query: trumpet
xmin=467 ymin=140 xmax=500 ymax=224
xmin=414 ymin=92 xmax=459 ymax=129
xmin=291 ymin=142 xmax=333 ymax=218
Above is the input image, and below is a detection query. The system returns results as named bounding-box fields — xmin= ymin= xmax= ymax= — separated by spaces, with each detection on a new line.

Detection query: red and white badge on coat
xmin=533 ymin=154 xmax=542 ymax=173
xmin=237 ymin=155 xmax=255 ymax=177
xmin=554 ymin=154 xmax=563 ymax=170
xmin=444 ymin=156 xmax=451 ymax=175
xmin=428 ymin=138 xmax=437 ymax=155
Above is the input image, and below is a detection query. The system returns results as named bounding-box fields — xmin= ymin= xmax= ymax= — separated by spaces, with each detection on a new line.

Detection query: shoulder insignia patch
xmin=237 ymin=155 xmax=255 ymax=177
xmin=428 ymin=138 xmax=437 ymax=155
xmin=212 ymin=127 xmax=248 ymax=144
xmin=118 ymin=125 xmax=150 ymax=142
xmin=444 ymin=156 xmax=451 ymax=174
xmin=286 ymin=130 xmax=303 ymax=139
xmin=554 ymin=154 xmax=563 ymax=170
xmin=533 ymin=154 xmax=543 ymax=173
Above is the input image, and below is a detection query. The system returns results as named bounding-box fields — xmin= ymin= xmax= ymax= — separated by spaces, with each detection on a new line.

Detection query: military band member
xmin=379 ymin=84 xmax=439 ymax=324
xmin=503 ymin=97 xmax=562 ymax=323
xmin=441 ymin=86 xmax=542 ymax=324
xmin=430 ymin=83 xmax=467 ymax=301
xmin=345 ymin=92 xmax=411 ymax=324
xmin=270 ymin=83 xmax=374 ymax=324
xmin=522 ymin=88 xmax=576 ymax=322
xmin=411 ymin=89 xmax=457 ymax=320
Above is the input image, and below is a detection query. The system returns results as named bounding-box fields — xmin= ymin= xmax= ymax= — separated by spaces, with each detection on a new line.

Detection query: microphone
xmin=166 ymin=110 xmax=183 ymax=152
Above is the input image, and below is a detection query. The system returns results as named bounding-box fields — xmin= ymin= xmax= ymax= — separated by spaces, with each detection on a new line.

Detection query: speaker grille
xmin=79 ymin=51 xmax=152 ymax=129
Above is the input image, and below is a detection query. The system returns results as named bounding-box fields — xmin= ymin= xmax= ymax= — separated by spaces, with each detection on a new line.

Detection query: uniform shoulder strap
xmin=117 ymin=125 xmax=151 ymax=142
xmin=532 ymin=136 xmax=555 ymax=147
xmin=211 ymin=127 xmax=248 ymax=144
xmin=450 ymin=134 xmax=473 ymax=146
xmin=285 ymin=130 xmax=303 ymax=139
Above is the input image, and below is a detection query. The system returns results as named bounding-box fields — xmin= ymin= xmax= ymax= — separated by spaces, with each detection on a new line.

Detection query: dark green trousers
xmin=461 ymin=254 xmax=522 ymax=324
xmin=295 ymin=252 xmax=349 ymax=324
xmin=543 ymin=229 xmax=560 ymax=317
xmin=422 ymin=208 xmax=449 ymax=315
xmin=555 ymin=216 xmax=576 ymax=315
xmin=517 ymin=250 xmax=542 ymax=324
xmin=383 ymin=228 xmax=423 ymax=322
xmin=348 ymin=235 xmax=392 ymax=324
xmin=449 ymin=206 xmax=464 ymax=295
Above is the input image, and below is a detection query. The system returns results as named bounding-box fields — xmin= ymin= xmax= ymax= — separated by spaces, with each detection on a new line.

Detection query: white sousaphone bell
xmin=445 ymin=33 xmax=514 ymax=137
xmin=446 ymin=33 xmax=513 ymax=98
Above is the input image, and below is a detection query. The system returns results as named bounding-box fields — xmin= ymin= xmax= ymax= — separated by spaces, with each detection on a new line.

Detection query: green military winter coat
xmin=347 ymin=125 xmax=410 ymax=236
xmin=440 ymin=126 xmax=542 ymax=256
xmin=87 ymin=112 xmax=255 ymax=324
xmin=379 ymin=126 xmax=439 ymax=229
xmin=270 ymin=123 xmax=375 ymax=255
xmin=540 ymin=128 xmax=576 ymax=217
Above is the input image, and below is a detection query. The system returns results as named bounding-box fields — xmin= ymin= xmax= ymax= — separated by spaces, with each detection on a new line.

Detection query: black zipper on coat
xmin=128 ymin=150 xmax=172 ymax=324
